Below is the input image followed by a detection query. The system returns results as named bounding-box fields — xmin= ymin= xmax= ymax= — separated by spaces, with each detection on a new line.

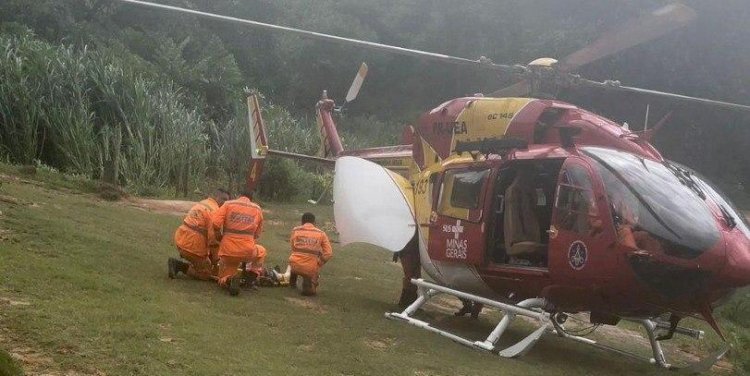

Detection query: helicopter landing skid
xmin=386 ymin=278 xmax=551 ymax=358
xmin=385 ymin=279 xmax=728 ymax=373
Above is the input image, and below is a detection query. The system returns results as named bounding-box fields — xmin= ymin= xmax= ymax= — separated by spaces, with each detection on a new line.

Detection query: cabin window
xmin=438 ymin=169 xmax=490 ymax=221
xmin=555 ymin=165 xmax=599 ymax=234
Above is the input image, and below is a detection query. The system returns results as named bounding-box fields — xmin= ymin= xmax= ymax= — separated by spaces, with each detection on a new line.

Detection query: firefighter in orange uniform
xmin=212 ymin=189 xmax=264 ymax=296
xmin=169 ymin=189 xmax=229 ymax=280
xmin=289 ymin=213 xmax=333 ymax=296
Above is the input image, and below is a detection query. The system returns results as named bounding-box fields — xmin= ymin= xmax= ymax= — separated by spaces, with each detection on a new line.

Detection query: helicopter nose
xmin=719 ymin=231 xmax=750 ymax=288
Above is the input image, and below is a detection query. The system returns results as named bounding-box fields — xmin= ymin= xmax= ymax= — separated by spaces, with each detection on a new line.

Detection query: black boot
xmin=168 ymin=258 xmax=189 ymax=279
xmin=455 ymin=299 xmax=473 ymax=317
xmin=289 ymin=273 xmax=298 ymax=289
xmin=398 ymin=288 xmax=418 ymax=309
xmin=470 ymin=303 xmax=483 ymax=319
xmin=167 ymin=257 xmax=187 ymax=279
xmin=228 ymin=275 xmax=241 ymax=296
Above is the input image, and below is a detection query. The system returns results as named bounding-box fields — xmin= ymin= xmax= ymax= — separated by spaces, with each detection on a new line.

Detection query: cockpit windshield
xmin=582 ymin=147 xmax=720 ymax=259
xmin=678 ymin=163 xmax=750 ymax=239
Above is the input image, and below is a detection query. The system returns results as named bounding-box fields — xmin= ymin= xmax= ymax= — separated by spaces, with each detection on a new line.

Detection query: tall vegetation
xmin=0 ymin=27 xmax=323 ymax=198
xmin=0 ymin=29 xmax=207 ymax=193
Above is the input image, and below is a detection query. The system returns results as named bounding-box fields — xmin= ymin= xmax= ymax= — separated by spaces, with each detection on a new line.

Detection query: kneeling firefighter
xmin=212 ymin=189 xmax=264 ymax=296
xmin=288 ymin=212 xmax=333 ymax=296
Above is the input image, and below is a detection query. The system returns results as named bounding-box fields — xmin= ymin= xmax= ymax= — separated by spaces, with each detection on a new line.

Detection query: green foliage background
xmin=0 ymin=0 xmax=748 ymax=201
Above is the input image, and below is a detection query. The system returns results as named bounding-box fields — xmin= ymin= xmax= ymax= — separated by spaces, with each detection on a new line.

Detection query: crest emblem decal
xmin=568 ymin=240 xmax=588 ymax=270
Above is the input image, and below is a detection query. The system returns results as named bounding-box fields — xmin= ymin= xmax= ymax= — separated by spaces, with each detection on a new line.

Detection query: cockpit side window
xmin=437 ymin=168 xmax=490 ymax=222
xmin=555 ymin=165 xmax=599 ymax=235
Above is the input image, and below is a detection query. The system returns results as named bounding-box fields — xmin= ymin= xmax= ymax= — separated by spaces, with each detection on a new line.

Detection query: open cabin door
xmin=548 ymin=157 xmax=615 ymax=288
xmin=428 ymin=167 xmax=491 ymax=265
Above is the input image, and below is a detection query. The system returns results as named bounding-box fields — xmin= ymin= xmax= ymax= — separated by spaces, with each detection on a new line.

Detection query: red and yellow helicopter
xmin=119 ymin=0 xmax=750 ymax=370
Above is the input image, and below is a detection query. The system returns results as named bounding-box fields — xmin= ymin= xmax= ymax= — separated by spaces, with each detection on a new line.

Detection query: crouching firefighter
xmin=212 ymin=189 xmax=264 ymax=296
xmin=169 ymin=189 xmax=229 ymax=280
xmin=288 ymin=213 xmax=333 ymax=296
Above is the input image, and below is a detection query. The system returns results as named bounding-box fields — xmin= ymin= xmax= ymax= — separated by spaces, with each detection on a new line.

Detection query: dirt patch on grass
xmin=0 ymin=297 xmax=31 ymax=307
xmin=126 ymin=198 xmax=195 ymax=216
xmin=363 ymin=337 xmax=396 ymax=351
xmin=284 ymin=297 xmax=327 ymax=314
xmin=0 ymin=173 xmax=43 ymax=187
xmin=8 ymin=347 xmax=53 ymax=368
xmin=0 ymin=228 xmax=17 ymax=243
xmin=0 ymin=336 xmax=104 ymax=376
xmin=297 ymin=344 xmax=314 ymax=352
xmin=425 ymin=295 xmax=464 ymax=315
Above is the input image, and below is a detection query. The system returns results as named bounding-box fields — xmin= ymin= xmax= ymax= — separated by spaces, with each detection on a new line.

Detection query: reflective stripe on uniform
xmin=224 ymin=228 xmax=255 ymax=236
xmin=182 ymin=221 xmax=208 ymax=237
xmin=198 ymin=202 xmax=214 ymax=212
xmin=293 ymin=226 xmax=323 ymax=233
xmin=292 ymin=249 xmax=321 ymax=256
xmin=229 ymin=202 xmax=261 ymax=210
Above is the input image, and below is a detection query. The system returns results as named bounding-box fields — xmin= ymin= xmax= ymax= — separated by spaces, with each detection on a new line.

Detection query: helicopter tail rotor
xmin=345 ymin=62 xmax=368 ymax=104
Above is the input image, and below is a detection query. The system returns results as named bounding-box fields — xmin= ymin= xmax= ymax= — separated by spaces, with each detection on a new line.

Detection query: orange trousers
xmin=245 ymin=247 xmax=267 ymax=276
xmin=178 ymin=248 xmax=214 ymax=281
xmin=217 ymin=255 xmax=252 ymax=286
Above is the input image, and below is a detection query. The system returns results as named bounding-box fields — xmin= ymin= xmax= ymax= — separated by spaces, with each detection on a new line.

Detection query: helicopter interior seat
xmin=504 ymin=169 xmax=546 ymax=263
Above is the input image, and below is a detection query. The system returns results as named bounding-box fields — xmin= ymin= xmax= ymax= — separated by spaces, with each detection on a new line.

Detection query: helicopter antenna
xmin=644 ymin=104 xmax=650 ymax=131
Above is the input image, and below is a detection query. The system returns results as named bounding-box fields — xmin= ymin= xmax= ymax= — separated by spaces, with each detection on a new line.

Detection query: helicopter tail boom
xmin=246 ymin=93 xmax=269 ymax=191
xmin=315 ymin=97 xmax=345 ymax=158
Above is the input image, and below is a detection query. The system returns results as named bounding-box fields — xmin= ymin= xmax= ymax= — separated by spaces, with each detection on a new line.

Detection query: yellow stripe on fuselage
xmin=450 ymin=97 xmax=533 ymax=152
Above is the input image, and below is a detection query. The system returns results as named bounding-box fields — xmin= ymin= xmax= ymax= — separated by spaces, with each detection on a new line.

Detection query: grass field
xmin=0 ymin=167 xmax=747 ymax=375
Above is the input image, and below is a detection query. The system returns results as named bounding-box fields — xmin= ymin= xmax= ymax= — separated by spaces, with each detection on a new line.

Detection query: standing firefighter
xmin=212 ymin=189 xmax=264 ymax=296
xmin=289 ymin=213 xmax=333 ymax=296
xmin=394 ymin=235 xmax=421 ymax=308
xmin=169 ymin=189 xmax=229 ymax=280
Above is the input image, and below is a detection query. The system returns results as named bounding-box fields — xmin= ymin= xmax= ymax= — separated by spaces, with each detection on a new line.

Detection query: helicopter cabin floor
xmin=0 ymin=166 xmax=746 ymax=375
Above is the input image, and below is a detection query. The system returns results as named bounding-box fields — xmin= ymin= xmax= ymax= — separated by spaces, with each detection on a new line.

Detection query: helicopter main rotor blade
xmin=116 ymin=0 xmax=523 ymax=76
xmin=488 ymin=79 xmax=531 ymax=97
xmin=558 ymin=3 xmax=696 ymax=72
xmin=577 ymin=78 xmax=750 ymax=111
xmin=345 ymin=62 xmax=368 ymax=103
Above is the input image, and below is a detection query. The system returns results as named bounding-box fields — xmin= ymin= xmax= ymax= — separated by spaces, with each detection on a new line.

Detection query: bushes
xmin=0 ymin=28 xmax=332 ymax=201
xmin=211 ymin=95 xmax=327 ymax=201
xmin=0 ymin=28 xmax=207 ymax=195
